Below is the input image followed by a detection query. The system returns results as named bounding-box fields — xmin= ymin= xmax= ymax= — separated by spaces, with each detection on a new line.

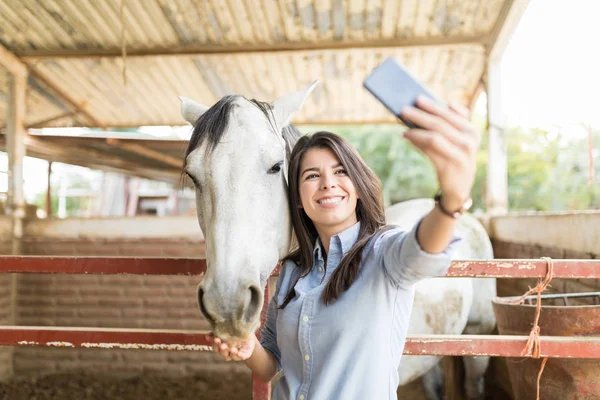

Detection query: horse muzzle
xmin=197 ymin=281 xmax=263 ymax=340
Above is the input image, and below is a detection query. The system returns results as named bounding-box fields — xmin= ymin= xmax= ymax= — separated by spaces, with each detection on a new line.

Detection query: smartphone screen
xmin=363 ymin=57 xmax=443 ymax=128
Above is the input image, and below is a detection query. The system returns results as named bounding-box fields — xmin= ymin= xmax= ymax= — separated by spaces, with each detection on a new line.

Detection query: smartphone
xmin=363 ymin=57 xmax=443 ymax=128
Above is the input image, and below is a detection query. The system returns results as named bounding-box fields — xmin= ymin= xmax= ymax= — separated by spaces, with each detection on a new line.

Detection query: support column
xmin=6 ymin=73 xmax=27 ymax=255
xmin=1 ymin=43 xmax=29 ymax=381
xmin=3 ymin=68 xmax=27 ymax=381
xmin=481 ymin=0 xmax=530 ymax=215
xmin=485 ymin=58 xmax=508 ymax=214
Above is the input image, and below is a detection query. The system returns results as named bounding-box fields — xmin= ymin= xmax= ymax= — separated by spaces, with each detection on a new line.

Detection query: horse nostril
xmin=243 ymin=285 xmax=262 ymax=324
xmin=197 ymin=287 xmax=215 ymax=325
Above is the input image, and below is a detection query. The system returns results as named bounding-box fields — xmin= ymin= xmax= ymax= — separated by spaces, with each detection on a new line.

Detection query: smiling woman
xmin=284 ymin=132 xmax=385 ymax=306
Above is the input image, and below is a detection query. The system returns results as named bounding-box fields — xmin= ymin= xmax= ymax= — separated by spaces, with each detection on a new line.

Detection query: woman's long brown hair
xmin=279 ymin=131 xmax=388 ymax=307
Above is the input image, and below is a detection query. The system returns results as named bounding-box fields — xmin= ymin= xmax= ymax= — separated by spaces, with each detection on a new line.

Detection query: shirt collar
xmin=313 ymin=221 xmax=361 ymax=261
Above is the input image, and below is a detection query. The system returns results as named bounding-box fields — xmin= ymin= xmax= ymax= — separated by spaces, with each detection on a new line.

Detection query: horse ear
xmin=179 ymin=96 xmax=209 ymax=125
xmin=272 ymin=80 xmax=319 ymax=130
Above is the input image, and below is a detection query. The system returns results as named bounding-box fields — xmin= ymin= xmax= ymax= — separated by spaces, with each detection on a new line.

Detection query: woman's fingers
xmin=413 ymin=96 xmax=476 ymax=137
xmin=449 ymin=103 xmax=470 ymax=120
xmin=207 ymin=333 xmax=253 ymax=362
xmin=401 ymin=107 xmax=476 ymax=155
xmin=403 ymin=129 xmax=464 ymax=165
xmin=220 ymin=343 xmax=232 ymax=359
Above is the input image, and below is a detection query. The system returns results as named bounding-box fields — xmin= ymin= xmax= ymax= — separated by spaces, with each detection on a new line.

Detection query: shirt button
xmin=304 ymin=354 xmax=310 ymax=361
xmin=302 ymin=316 xmax=309 ymax=322
xmin=318 ymin=267 xmax=323 ymax=272
xmin=299 ymin=395 xmax=305 ymax=400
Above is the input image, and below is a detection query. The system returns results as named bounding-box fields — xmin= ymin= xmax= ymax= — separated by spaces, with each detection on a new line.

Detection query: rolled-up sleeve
xmin=259 ymin=293 xmax=282 ymax=370
xmin=377 ymin=220 xmax=461 ymax=289
xmin=259 ymin=261 xmax=295 ymax=371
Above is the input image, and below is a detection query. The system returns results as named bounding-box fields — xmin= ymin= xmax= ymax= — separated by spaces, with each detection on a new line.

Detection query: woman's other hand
xmin=206 ymin=333 xmax=256 ymax=361
xmin=400 ymin=96 xmax=481 ymax=210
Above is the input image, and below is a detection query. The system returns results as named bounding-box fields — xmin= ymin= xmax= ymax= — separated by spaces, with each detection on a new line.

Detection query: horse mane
xmin=183 ymin=95 xmax=302 ymax=168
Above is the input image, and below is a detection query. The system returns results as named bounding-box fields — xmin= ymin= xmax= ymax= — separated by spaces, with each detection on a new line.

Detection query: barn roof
xmin=0 ymin=0 xmax=528 ymax=181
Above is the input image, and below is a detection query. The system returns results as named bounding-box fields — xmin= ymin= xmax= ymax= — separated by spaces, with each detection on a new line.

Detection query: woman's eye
xmin=305 ymin=173 xmax=318 ymax=180
xmin=335 ymin=169 xmax=347 ymax=175
xmin=267 ymin=161 xmax=283 ymax=174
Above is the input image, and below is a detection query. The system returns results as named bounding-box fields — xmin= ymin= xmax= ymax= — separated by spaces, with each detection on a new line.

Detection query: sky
xmin=499 ymin=0 xmax=600 ymax=130
xmin=4 ymin=0 xmax=599 ymax=199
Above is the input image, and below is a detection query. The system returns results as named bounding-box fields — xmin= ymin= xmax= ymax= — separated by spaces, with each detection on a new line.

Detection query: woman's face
xmin=298 ymin=147 xmax=359 ymax=235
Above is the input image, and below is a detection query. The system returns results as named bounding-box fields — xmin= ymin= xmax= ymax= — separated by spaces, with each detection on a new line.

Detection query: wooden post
xmin=484 ymin=0 xmax=531 ymax=214
xmin=6 ymin=72 xmax=27 ymax=254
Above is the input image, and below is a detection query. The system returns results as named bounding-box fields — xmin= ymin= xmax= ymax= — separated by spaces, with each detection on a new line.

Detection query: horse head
xmin=180 ymin=82 xmax=317 ymax=340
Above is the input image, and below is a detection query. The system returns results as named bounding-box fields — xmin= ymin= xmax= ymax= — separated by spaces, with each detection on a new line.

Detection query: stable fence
xmin=1 ymin=256 xmax=599 ymax=399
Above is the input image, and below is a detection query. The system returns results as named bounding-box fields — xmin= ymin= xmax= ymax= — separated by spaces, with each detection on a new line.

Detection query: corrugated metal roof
xmin=0 ymin=0 xmax=521 ymax=182
xmin=1 ymin=0 xmax=504 ymax=50
xmin=0 ymin=0 xmax=508 ymax=128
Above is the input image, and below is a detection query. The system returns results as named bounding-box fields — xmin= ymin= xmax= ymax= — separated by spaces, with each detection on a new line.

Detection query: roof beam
xmin=17 ymin=35 xmax=487 ymax=60
xmin=465 ymin=0 xmax=530 ymax=111
xmin=18 ymin=135 xmax=180 ymax=183
xmin=0 ymin=44 xmax=27 ymax=77
xmin=487 ymin=0 xmax=531 ymax=61
xmin=0 ymin=43 xmax=105 ymax=129
xmin=25 ymin=111 xmax=80 ymax=129
xmin=26 ymin=73 xmax=106 ymax=128
xmin=106 ymin=138 xmax=183 ymax=169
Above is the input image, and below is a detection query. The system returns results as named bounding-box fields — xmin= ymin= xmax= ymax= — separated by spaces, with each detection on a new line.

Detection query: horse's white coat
xmin=181 ymin=83 xmax=316 ymax=339
xmin=180 ymin=86 xmax=496 ymax=398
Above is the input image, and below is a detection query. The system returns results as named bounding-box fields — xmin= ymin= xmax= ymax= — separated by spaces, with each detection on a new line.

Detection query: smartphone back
xmin=363 ymin=57 xmax=442 ymax=128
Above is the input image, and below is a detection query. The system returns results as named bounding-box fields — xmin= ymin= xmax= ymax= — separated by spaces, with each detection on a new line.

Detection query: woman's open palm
xmin=206 ymin=333 xmax=256 ymax=361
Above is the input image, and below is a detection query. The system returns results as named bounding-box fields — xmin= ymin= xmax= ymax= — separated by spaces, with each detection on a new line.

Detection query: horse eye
xmin=185 ymin=171 xmax=201 ymax=189
xmin=267 ymin=161 xmax=283 ymax=174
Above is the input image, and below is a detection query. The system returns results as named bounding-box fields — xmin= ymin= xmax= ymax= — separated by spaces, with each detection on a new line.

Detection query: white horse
xmin=179 ymin=83 xmax=496 ymax=400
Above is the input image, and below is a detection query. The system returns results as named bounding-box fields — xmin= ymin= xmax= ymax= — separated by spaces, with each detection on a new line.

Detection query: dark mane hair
xmin=279 ymin=131 xmax=389 ymax=308
xmin=183 ymin=96 xmax=302 ymax=168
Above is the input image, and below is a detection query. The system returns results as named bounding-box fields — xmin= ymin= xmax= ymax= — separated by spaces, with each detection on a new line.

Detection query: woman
xmin=207 ymin=96 xmax=480 ymax=399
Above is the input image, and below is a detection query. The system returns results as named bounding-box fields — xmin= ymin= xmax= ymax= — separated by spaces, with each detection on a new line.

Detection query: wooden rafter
xmin=106 ymin=138 xmax=183 ymax=169
xmin=0 ymin=43 xmax=105 ymax=129
xmin=14 ymin=135 xmax=180 ymax=183
xmin=466 ymin=0 xmax=530 ymax=113
xmin=26 ymin=111 xmax=81 ymax=129
xmin=0 ymin=44 xmax=27 ymax=77
xmin=487 ymin=0 xmax=531 ymax=60
xmin=26 ymin=72 xmax=105 ymax=129
xmin=17 ymin=35 xmax=487 ymax=60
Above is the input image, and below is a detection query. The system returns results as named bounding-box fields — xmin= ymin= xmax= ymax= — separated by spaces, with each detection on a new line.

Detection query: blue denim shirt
xmin=260 ymin=221 xmax=460 ymax=400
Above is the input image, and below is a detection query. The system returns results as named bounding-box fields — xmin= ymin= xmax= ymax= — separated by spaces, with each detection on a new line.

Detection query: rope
xmin=120 ymin=0 xmax=128 ymax=86
xmin=536 ymin=358 xmax=548 ymax=400
xmin=505 ymin=257 xmax=554 ymax=400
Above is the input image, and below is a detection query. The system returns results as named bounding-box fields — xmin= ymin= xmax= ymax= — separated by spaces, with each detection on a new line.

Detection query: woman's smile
xmin=316 ymin=195 xmax=346 ymax=207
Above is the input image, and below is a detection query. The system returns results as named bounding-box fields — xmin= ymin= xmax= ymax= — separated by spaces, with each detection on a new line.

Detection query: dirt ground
xmin=0 ymin=358 xmax=511 ymax=400
xmin=0 ymin=370 xmax=252 ymax=400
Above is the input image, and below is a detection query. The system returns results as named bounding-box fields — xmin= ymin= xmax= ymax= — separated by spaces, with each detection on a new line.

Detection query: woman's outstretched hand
xmin=206 ymin=333 xmax=256 ymax=361
xmin=400 ymin=95 xmax=481 ymax=210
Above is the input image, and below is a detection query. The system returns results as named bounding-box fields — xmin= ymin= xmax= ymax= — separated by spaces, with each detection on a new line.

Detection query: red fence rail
xmin=2 ymin=327 xmax=600 ymax=359
xmin=1 ymin=256 xmax=598 ymax=278
xmin=1 ymin=256 xmax=599 ymax=399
